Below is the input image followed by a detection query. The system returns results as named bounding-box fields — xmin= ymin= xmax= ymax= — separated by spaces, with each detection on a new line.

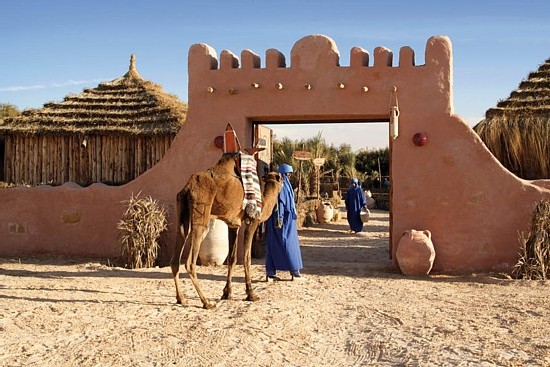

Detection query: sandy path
xmin=1 ymin=209 xmax=549 ymax=366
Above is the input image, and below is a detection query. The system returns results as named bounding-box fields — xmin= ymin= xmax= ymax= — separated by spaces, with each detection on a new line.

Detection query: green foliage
xmin=355 ymin=147 xmax=389 ymax=176
xmin=272 ymin=131 xmax=390 ymax=192
xmin=355 ymin=147 xmax=390 ymax=188
xmin=323 ymin=145 xmax=340 ymax=173
xmin=337 ymin=144 xmax=356 ymax=178
xmin=273 ymin=136 xmax=296 ymax=169
xmin=307 ymin=131 xmax=326 ymax=158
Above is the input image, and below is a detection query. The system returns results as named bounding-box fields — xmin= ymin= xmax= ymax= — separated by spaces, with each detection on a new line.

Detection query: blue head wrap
xmin=351 ymin=178 xmax=359 ymax=184
xmin=278 ymin=164 xmax=294 ymax=174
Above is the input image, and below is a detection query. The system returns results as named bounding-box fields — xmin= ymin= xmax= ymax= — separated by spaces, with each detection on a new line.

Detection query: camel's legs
xmin=243 ymin=220 xmax=260 ymax=302
xmin=170 ymin=231 xmax=188 ymax=305
xmin=172 ymin=189 xmax=191 ymax=305
xmin=221 ymin=226 xmax=240 ymax=300
xmin=185 ymin=225 xmax=214 ymax=309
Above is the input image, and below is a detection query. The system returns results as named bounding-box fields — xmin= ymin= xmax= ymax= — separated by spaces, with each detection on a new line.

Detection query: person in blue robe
xmin=265 ymin=164 xmax=304 ymax=281
xmin=345 ymin=178 xmax=367 ymax=233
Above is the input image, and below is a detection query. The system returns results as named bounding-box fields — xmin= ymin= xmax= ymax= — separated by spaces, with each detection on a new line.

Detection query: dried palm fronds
xmin=475 ymin=114 xmax=550 ymax=179
xmin=118 ymin=193 xmax=168 ymax=269
xmin=513 ymin=200 xmax=550 ymax=279
xmin=474 ymin=57 xmax=550 ymax=180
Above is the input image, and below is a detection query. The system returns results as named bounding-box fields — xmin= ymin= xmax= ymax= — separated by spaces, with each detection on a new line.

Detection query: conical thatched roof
xmin=474 ymin=57 xmax=550 ymax=179
xmin=0 ymin=55 xmax=187 ymax=136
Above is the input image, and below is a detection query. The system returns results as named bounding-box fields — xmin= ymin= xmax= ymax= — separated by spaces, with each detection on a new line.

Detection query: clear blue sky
xmin=1 ymin=0 xmax=549 ymax=150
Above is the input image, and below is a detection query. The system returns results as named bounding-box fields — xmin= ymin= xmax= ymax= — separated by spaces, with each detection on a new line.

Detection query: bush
xmin=118 ymin=193 xmax=167 ymax=269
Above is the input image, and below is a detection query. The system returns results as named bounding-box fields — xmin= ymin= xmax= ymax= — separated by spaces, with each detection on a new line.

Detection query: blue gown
xmin=345 ymin=185 xmax=367 ymax=232
xmin=265 ymin=175 xmax=303 ymax=275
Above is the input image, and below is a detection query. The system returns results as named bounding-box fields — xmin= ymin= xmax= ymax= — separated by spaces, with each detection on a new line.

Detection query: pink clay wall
xmin=1 ymin=34 xmax=549 ymax=273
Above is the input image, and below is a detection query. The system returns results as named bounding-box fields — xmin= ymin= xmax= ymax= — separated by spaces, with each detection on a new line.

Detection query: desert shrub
xmin=118 ymin=193 xmax=167 ymax=269
xmin=513 ymin=200 xmax=550 ymax=280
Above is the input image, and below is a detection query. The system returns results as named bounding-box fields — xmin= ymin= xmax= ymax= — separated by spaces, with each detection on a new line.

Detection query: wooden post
xmin=292 ymin=150 xmax=313 ymax=203
xmin=378 ymin=157 xmax=382 ymax=189
xmin=312 ymin=157 xmax=325 ymax=199
xmin=298 ymin=160 xmax=304 ymax=201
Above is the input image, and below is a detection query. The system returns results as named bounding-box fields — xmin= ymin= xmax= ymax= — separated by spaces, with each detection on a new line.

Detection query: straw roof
xmin=474 ymin=57 xmax=550 ymax=179
xmin=0 ymin=55 xmax=187 ymax=136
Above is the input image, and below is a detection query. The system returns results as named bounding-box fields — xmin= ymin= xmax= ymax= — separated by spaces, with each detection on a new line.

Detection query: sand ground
xmin=1 ymin=208 xmax=549 ymax=367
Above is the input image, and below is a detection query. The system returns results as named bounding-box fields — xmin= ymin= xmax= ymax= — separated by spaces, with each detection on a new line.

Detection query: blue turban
xmin=351 ymin=178 xmax=359 ymax=184
xmin=278 ymin=164 xmax=294 ymax=174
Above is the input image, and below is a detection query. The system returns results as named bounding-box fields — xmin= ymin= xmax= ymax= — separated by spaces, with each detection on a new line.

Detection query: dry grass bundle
xmin=118 ymin=193 xmax=168 ymax=269
xmin=475 ymin=114 xmax=550 ymax=179
xmin=474 ymin=57 xmax=550 ymax=180
xmin=513 ymin=200 xmax=550 ymax=280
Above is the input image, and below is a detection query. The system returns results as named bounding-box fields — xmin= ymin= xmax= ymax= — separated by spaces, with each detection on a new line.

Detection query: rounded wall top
xmin=290 ymin=34 xmax=340 ymax=70
xmin=188 ymin=43 xmax=219 ymax=71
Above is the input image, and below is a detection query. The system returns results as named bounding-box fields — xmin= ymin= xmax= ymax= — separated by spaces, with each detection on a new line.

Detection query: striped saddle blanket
xmin=240 ymin=154 xmax=262 ymax=218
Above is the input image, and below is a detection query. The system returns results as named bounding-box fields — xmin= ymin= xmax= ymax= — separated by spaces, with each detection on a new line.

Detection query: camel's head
xmin=262 ymin=171 xmax=283 ymax=191
xmin=259 ymin=172 xmax=283 ymax=221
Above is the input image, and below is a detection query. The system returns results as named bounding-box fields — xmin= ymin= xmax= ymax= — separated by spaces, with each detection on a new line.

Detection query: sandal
xmin=266 ymin=275 xmax=281 ymax=282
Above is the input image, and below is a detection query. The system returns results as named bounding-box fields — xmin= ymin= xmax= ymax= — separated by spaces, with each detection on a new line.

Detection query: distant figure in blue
xmin=345 ymin=178 xmax=367 ymax=233
xmin=265 ymin=164 xmax=304 ymax=281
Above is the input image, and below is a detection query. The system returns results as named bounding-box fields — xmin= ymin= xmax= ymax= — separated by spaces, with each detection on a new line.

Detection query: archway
xmin=252 ymin=119 xmax=391 ymax=260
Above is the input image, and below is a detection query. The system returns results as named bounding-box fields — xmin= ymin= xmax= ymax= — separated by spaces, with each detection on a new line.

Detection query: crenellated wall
xmin=186 ymin=35 xmax=452 ymax=127
xmin=1 ymin=34 xmax=549 ymax=273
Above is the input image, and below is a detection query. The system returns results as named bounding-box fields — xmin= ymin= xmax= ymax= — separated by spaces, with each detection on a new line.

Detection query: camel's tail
xmin=177 ymin=188 xmax=192 ymax=241
xmin=171 ymin=187 xmax=192 ymax=272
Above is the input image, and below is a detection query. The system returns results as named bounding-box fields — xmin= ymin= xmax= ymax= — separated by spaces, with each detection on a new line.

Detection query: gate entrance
xmin=253 ymin=119 xmax=392 ymax=258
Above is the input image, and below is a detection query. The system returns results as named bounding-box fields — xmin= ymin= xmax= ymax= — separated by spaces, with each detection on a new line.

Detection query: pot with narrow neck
xmin=316 ymin=201 xmax=334 ymax=223
xmin=396 ymin=229 xmax=436 ymax=275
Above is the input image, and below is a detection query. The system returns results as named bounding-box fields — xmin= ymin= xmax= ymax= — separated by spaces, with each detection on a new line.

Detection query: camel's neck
xmin=213 ymin=154 xmax=239 ymax=177
xmin=259 ymin=176 xmax=283 ymax=222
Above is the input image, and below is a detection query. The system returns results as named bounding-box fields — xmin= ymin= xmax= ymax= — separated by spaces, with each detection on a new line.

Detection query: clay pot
xmin=366 ymin=196 xmax=376 ymax=209
xmin=396 ymin=229 xmax=435 ymax=275
xmin=316 ymin=202 xmax=334 ymax=223
xmin=364 ymin=190 xmax=377 ymax=209
xmin=199 ymin=219 xmax=229 ymax=266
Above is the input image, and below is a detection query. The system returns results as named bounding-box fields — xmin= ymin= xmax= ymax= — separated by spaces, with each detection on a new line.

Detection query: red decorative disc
xmin=413 ymin=132 xmax=427 ymax=146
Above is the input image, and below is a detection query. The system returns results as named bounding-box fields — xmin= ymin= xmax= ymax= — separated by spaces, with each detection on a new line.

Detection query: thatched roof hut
xmin=0 ymin=55 xmax=187 ymax=186
xmin=474 ymin=58 xmax=550 ymax=180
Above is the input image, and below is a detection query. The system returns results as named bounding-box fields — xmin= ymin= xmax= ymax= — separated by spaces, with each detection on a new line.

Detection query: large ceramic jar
xmin=316 ymin=202 xmax=334 ymax=223
xmin=199 ymin=219 xmax=229 ymax=266
xmin=365 ymin=190 xmax=376 ymax=209
xmin=396 ymin=229 xmax=435 ymax=275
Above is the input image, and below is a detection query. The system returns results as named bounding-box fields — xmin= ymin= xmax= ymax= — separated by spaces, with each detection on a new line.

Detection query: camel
xmin=170 ymin=151 xmax=282 ymax=309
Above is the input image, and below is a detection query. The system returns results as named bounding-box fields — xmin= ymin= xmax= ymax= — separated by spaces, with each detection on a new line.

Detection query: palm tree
xmin=338 ymin=144 xmax=356 ymax=179
xmin=274 ymin=133 xmax=392 ymax=197
xmin=308 ymin=131 xmax=326 ymax=159
xmin=273 ymin=137 xmax=295 ymax=168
